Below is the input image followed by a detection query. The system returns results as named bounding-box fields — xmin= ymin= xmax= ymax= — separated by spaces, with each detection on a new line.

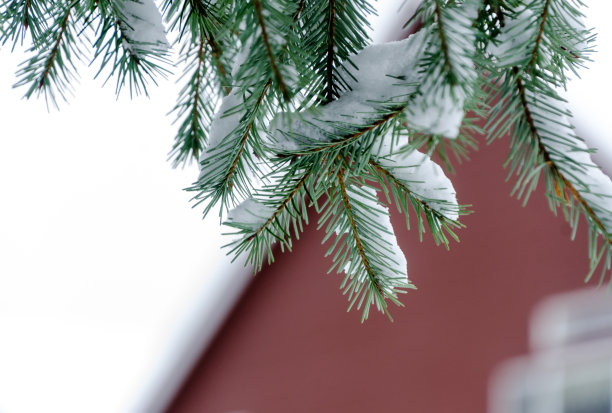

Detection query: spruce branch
xmin=512 ymin=75 xmax=612 ymax=276
xmin=189 ymin=77 xmax=272 ymax=216
xmin=319 ymin=173 xmax=414 ymax=321
xmin=407 ymin=0 xmax=480 ymax=129
xmin=5 ymin=0 xmax=612 ymax=321
xmin=337 ymin=172 xmax=381 ymax=293
xmin=528 ymin=0 xmax=550 ymax=71
xmin=13 ymin=1 xmax=81 ymax=109
xmin=487 ymin=0 xmax=610 ymax=280
xmin=164 ymin=0 xmax=231 ymax=90
xmin=252 ymin=0 xmax=289 ymax=101
xmin=369 ymin=159 xmax=463 ymax=248
xmin=324 ymin=0 xmax=336 ymax=103
xmin=89 ymin=0 xmax=170 ymax=97
xmin=168 ymin=39 xmax=212 ymax=166
xmin=299 ymin=0 xmax=374 ymax=104
xmin=225 ymin=168 xmax=311 ymax=271
xmin=164 ymin=0 xmax=232 ymax=166
xmin=432 ymin=0 xmax=455 ymax=83
xmin=1 ymin=0 xmax=49 ymax=46
xmin=190 ymin=2 xmax=306 ymax=215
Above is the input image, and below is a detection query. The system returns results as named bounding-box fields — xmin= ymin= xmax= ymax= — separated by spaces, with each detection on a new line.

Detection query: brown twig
xmin=337 ymin=171 xmax=384 ymax=296
xmin=38 ymin=6 xmax=71 ymax=89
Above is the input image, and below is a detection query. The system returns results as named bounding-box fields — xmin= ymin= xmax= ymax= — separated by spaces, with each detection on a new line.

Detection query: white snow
xmin=269 ymin=16 xmax=477 ymax=152
xmin=372 ymin=134 xmax=460 ymax=221
xmin=267 ymin=30 xmax=429 ymax=152
xmin=404 ymin=81 xmax=466 ymax=138
xmin=402 ymin=2 xmax=478 ymax=139
xmin=337 ymin=185 xmax=409 ymax=290
xmin=439 ymin=0 xmax=480 ymax=77
xmin=197 ymin=44 xmax=252 ymax=181
xmin=197 ymin=91 xmax=243 ymax=181
xmin=117 ymin=0 xmax=169 ymax=57
xmin=487 ymin=6 xmax=536 ymax=67
xmin=226 ymin=198 xmax=276 ymax=231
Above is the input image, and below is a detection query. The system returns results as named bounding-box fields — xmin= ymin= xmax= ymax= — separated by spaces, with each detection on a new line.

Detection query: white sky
xmin=0 ymin=35 xmax=249 ymax=413
xmin=0 ymin=2 xmax=611 ymax=413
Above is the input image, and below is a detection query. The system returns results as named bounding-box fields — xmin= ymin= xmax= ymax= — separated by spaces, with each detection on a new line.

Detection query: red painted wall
xmin=167 ymin=135 xmax=591 ymax=413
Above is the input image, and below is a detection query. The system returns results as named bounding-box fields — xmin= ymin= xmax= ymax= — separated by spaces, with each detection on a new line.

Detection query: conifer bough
xmin=3 ymin=0 xmax=612 ymax=321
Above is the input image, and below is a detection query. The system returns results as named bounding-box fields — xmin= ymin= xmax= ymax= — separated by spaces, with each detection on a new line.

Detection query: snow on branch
xmin=267 ymin=30 xmax=428 ymax=154
xmin=5 ymin=0 xmax=612 ymax=321
xmin=372 ymin=135 xmax=460 ymax=222
xmin=116 ymin=0 xmax=169 ymax=58
xmin=224 ymin=168 xmax=311 ymax=271
xmin=320 ymin=180 xmax=414 ymax=321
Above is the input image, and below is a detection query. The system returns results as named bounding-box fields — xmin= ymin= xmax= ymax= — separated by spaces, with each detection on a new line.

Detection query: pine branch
xmin=190 ymin=2 xmax=306 ymax=215
xmin=13 ymin=1 xmax=81 ymax=108
xmin=1 ymin=0 xmax=49 ymax=45
xmin=225 ymin=168 xmax=311 ymax=271
xmin=6 ymin=0 xmax=611 ymax=321
xmin=337 ymin=172 xmax=382 ymax=295
xmin=528 ymin=0 xmax=550 ymax=71
xmin=319 ymin=174 xmax=413 ymax=321
xmin=369 ymin=159 xmax=463 ymax=248
xmin=164 ymin=0 xmax=232 ymax=166
xmin=89 ymin=0 xmax=170 ymax=97
xmin=324 ymin=0 xmax=336 ymax=103
xmin=300 ymin=0 xmax=373 ymax=105
xmin=252 ymin=0 xmax=289 ymax=101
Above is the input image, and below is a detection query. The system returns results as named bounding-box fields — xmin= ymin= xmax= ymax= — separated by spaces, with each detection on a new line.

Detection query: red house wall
xmin=166 ymin=135 xmax=591 ymax=413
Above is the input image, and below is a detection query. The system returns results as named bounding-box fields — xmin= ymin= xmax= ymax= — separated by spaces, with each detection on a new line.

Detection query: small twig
xmin=513 ymin=68 xmax=612 ymax=245
xmin=325 ymin=0 xmax=336 ymax=103
xmin=38 ymin=6 xmax=71 ymax=89
xmin=527 ymin=0 xmax=551 ymax=71
xmin=253 ymin=0 xmax=290 ymax=101
xmin=247 ymin=173 xmax=309 ymax=241
xmin=224 ymin=80 xmax=272 ymax=188
xmin=433 ymin=0 xmax=455 ymax=85
xmin=337 ymin=171 xmax=384 ymax=296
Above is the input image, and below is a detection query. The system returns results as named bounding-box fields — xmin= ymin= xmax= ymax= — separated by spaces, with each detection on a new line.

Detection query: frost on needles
xmin=3 ymin=0 xmax=612 ymax=321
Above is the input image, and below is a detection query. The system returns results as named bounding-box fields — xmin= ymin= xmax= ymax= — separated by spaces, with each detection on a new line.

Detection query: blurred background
xmin=1 ymin=1 xmax=612 ymax=413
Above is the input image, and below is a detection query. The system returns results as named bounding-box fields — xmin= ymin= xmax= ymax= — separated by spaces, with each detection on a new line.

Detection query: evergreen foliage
xmin=2 ymin=0 xmax=611 ymax=321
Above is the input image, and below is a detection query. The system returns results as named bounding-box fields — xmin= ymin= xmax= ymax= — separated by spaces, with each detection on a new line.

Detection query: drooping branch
xmin=298 ymin=107 xmax=406 ymax=155
xmin=253 ymin=0 xmax=290 ymax=101
xmin=38 ymin=6 xmax=70 ymax=89
xmin=513 ymin=68 xmax=612 ymax=246
xmin=188 ymin=0 xmax=230 ymax=94
xmin=223 ymin=79 xmax=272 ymax=190
xmin=370 ymin=160 xmax=452 ymax=222
xmin=432 ymin=0 xmax=455 ymax=85
xmin=337 ymin=171 xmax=385 ymax=297
xmin=527 ymin=0 xmax=551 ymax=72
xmin=325 ymin=0 xmax=336 ymax=103
xmin=247 ymin=172 xmax=309 ymax=241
